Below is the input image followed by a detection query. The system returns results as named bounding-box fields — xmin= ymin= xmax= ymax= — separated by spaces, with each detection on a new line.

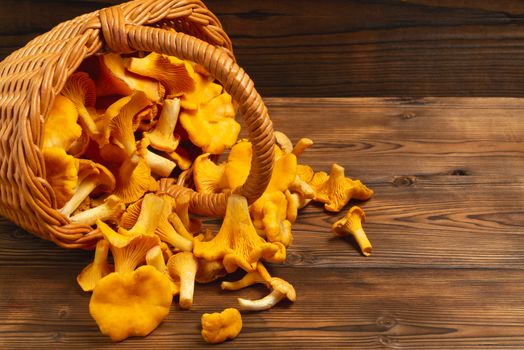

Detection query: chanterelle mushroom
xmin=144 ymin=98 xmax=181 ymax=153
xmin=59 ymin=160 xmax=115 ymax=217
xmin=201 ymin=308 xmax=242 ymax=344
xmin=43 ymin=95 xmax=82 ymax=150
xmin=146 ymin=245 xmax=180 ymax=296
xmin=193 ymin=194 xmax=286 ymax=273
xmin=238 ymin=277 xmax=296 ymax=311
xmin=69 ymin=195 xmax=125 ymax=226
xmin=77 ymin=239 xmax=113 ymax=292
xmin=332 ymin=206 xmax=372 ymax=256
xmin=89 ymin=265 xmax=172 ymax=342
xmin=221 ymin=262 xmax=271 ymax=291
xmin=128 ymin=52 xmax=194 ymax=97
xmin=43 ymin=147 xmax=79 ymax=208
xmin=167 ymin=251 xmax=198 ymax=309
xmin=311 ymin=163 xmax=374 ymax=212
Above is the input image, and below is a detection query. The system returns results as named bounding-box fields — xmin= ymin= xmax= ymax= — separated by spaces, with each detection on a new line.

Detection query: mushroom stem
xmin=292 ymin=138 xmax=313 ymax=157
xmin=146 ymin=246 xmax=167 ymax=273
xmin=119 ymin=153 xmax=140 ymax=180
xmin=238 ymin=290 xmax=285 ymax=311
xmin=59 ymin=179 xmax=97 ymax=217
xmin=161 ymin=224 xmax=193 ymax=252
xmin=221 ymin=263 xmax=271 ymax=291
xmin=353 ymin=228 xmax=372 ymax=257
xmin=69 ymin=196 xmax=124 ymax=226
xmin=168 ymin=213 xmax=194 ymax=241
xmin=126 ymin=193 xmax=165 ymax=236
xmin=155 ymin=99 xmax=180 ymax=139
xmin=179 ymin=270 xmax=196 ymax=309
xmin=144 ymin=150 xmax=176 ymax=177
xmin=93 ymin=239 xmax=110 ymax=267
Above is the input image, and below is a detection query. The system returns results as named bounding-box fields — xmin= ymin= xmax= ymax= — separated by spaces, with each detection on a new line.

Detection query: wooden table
xmin=1 ymin=97 xmax=523 ymax=348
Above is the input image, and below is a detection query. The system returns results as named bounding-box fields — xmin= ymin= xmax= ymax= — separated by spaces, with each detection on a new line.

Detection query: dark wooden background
xmin=3 ymin=0 xmax=524 ymax=97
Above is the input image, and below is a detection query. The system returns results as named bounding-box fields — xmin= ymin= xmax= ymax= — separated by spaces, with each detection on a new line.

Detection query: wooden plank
xmin=0 ymin=97 xmax=523 ymax=347
xmin=4 ymin=1 xmax=524 ymax=96
xmin=1 ymin=266 xmax=524 ymax=348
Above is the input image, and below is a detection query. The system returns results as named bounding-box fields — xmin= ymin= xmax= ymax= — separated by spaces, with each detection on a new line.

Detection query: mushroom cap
xmin=96 ymin=53 xmax=164 ymax=102
xmin=180 ymin=92 xmax=240 ymax=155
xmin=201 ymin=308 xmax=242 ymax=344
xmin=274 ymin=131 xmax=293 ymax=153
xmin=332 ymin=206 xmax=366 ymax=236
xmin=297 ymin=164 xmax=315 ymax=183
xmin=43 ymin=94 xmax=82 ymax=150
xmin=224 ymin=140 xmax=297 ymax=192
xmin=167 ymin=251 xmax=198 ymax=281
xmin=193 ymin=194 xmax=286 ymax=273
xmin=89 ymin=265 xmax=172 ymax=342
xmin=113 ymin=154 xmax=157 ymax=204
xmin=269 ymin=277 xmax=296 ymax=301
xmin=128 ymin=53 xmax=195 ymax=97
xmin=193 ymin=153 xmax=227 ymax=194
xmin=312 ymin=164 xmax=373 ymax=212
xmin=196 ymin=259 xmax=227 ymax=284
xmin=90 ymin=162 xmax=117 ymax=197
xmin=43 ymin=147 xmax=79 ymax=208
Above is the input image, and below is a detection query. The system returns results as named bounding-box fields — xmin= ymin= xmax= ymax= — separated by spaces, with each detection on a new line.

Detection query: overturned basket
xmin=0 ymin=0 xmax=275 ymax=249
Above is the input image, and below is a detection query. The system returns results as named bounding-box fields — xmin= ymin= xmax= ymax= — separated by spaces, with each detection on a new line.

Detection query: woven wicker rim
xmin=0 ymin=0 xmax=275 ymax=249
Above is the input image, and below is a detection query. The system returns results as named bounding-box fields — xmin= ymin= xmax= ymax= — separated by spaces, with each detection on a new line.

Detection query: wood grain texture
xmin=3 ymin=1 xmax=524 ymax=97
xmin=1 ymin=97 xmax=524 ymax=348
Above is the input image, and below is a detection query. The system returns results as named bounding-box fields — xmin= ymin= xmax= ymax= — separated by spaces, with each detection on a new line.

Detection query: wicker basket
xmin=0 ymin=0 xmax=275 ymax=249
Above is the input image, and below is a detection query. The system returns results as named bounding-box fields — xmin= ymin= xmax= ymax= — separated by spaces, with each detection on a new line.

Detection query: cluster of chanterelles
xmin=46 ymin=51 xmax=373 ymax=342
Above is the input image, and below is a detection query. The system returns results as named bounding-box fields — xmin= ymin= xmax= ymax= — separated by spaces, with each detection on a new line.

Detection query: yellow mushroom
xmin=61 ymin=72 xmax=99 ymax=139
xmin=43 ymin=147 xmax=79 ymax=208
xmin=292 ymin=138 xmax=314 ymax=157
xmin=120 ymin=193 xmax=164 ymax=237
xmin=69 ymin=195 xmax=125 ymax=226
xmin=238 ymin=277 xmax=296 ymax=311
xmin=59 ymin=161 xmax=115 ymax=217
xmin=146 ymin=245 xmax=180 ymax=295
xmin=225 ymin=140 xmax=297 ymax=192
xmin=105 ymin=91 xmax=152 ymax=159
xmin=168 ymin=213 xmax=194 ymax=241
xmin=274 ymin=131 xmax=293 ymax=153
xmin=155 ymin=195 xmax=193 ymax=251
xmin=311 ymin=163 xmax=374 ymax=212
xmin=332 ymin=206 xmax=372 ymax=257
xmin=173 ymin=192 xmax=202 ymax=234
xmin=180 ymin=92 xmax=240 ymax=154
xmin=193 ymin=194 xmax=286 ymax=273
xmin=43 ymin=95 xmax=82 ymax=150
xmin=193 ymin=153 xmax=228 ymax=194
xmin=201 ymin=308 xmax=242 ymax=344
xmin=166 ymin=146 xmax=193 ymax=170
xmin=251 ymin=191 xmax=293 ymax=247
xmin=167 ymin=251 xmax=198 ymax=309
xmin=178 ymin=62 xmax=222 ymax=111
xmin=128 ymin=53 xmax=195 ymax=97
xmin=95 ymin=53 xmax=164 ymax=102
xmin=77 ymin=239 xmax=114 ymax=292
xmin=144 ymin=98 xmax=181 ymax=152
xmin=98 ymin=222 xmax=160 ymax=271
xmin=196 ymin=259 xmax=227 ymax=284
xmin=89 ymin=265 xmax=172 ymax=342
xmin=221 ymin=262 xmax=271 ymax=291
xmin=138 ymin=137 xmax=177 ymax=178
xmin=113 ymin=153 xmax=158 ymax=204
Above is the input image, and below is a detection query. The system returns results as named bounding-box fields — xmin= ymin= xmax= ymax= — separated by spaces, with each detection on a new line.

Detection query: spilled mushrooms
xmin=46 ymin=50 xmax=375 ymax=343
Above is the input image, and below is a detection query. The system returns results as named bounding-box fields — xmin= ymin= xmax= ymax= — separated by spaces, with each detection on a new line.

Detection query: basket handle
xmin=99 ymin=6 xmax=275 ymax=215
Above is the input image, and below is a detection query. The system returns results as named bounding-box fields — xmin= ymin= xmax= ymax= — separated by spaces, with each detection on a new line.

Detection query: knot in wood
xmin=99 ymin=6 xmax=133 ymax=54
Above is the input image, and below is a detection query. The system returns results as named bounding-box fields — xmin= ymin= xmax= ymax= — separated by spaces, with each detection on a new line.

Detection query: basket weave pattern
xmin=0 ymin=0 xmax=275 ymax=249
